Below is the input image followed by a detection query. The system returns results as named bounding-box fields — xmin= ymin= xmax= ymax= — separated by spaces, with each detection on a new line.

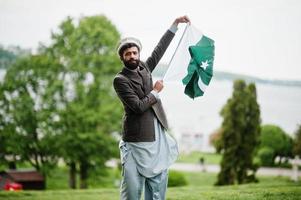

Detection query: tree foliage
xmin=216 ymin=80 xmax=261 ymax=185
xmin=209 ymin=127 xmax=223 ymax=153
xmin=0 ymin=55 xmax=62 ymax=174
xmin=293 ymin=124 xmax=301 ymax=157
xmin=257 ymin=124 xmax=293 ymax=166
xmin=0 ymin=15 xmax=123 ymax=188
xmin=42 ymin=15 xmax=122 ymax=188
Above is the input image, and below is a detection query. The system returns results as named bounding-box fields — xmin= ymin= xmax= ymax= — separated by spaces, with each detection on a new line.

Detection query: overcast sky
xmin=1 ymin=0 xmax=301 ymax=80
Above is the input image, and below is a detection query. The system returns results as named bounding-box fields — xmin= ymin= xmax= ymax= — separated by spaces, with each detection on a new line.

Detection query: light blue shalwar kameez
xmin=119 ymin=116 xmax=178 ymax=200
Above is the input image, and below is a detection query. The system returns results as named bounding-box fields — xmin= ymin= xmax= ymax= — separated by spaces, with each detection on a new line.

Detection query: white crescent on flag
xmin=163 ymin=24 xmax=214 ymax=99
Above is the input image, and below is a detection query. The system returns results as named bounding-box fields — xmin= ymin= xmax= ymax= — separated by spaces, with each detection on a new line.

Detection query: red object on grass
xmin=4 ymin=182 xmax=23 ymax=191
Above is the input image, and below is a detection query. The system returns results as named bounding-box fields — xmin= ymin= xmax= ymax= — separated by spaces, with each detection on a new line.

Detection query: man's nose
xmin=129 ymin=53 xmax=136 ymax=59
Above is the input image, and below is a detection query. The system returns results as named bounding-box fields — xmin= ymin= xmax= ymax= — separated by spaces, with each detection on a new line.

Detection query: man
xmin=113 ymin=16 xmax=190 ymax=200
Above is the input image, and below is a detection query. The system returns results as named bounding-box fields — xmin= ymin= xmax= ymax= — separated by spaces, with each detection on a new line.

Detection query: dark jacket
xmin=113 ymin=29 xmax=175 ymax=142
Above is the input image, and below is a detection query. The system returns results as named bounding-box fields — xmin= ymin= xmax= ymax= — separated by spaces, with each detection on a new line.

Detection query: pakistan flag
xmin=182 ymin=35 xmax=215 ymax=99
xmin=163 ymin=25 xmax=215 ymax=99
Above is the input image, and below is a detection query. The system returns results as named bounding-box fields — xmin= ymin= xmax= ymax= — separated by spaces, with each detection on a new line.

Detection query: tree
xmin=238 ymin=83 xmax=261 ymax=182
xmin=216 ymin=80 xmax=261 ymax=185
xmin=258 ymin=124 xmax=293 ymax=166
xmin=42 ymin=15 xmax=122 ymax=188
xmin=0 ymin=83 xmax=15 ymax=169
xmin=209 ymin=127 xmax=223 ymax=153
xmin=1 ymin=14 xmax=123 ymax=189
xmin=0 ymin=55 xmax=62 ymax=175
xmin=293 ymin=124 xmax=301 ymax=157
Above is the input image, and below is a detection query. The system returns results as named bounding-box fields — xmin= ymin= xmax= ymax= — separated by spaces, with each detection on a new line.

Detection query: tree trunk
xmin=79 ymin=162 xmax=88 ymax=189
xmin=8 ymin=161 xmax=16 ymax=170
xmin=69 ymin=162 xmax=77 ymax=189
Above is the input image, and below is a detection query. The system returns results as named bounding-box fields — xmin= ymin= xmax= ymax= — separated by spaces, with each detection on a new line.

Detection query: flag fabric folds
xmin=163 ymin=25 xmax=215 ymax=99
xmin=182 ymin=35 xmax=214 ymax=98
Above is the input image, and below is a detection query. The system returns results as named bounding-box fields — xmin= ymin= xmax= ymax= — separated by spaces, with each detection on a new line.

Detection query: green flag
xmin=182 ymin=35 xmax=215 ymax=99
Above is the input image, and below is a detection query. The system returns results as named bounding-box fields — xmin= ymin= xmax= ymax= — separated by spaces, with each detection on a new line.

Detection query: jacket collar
xmin=121 ymin=64 xmax=145 ymax=86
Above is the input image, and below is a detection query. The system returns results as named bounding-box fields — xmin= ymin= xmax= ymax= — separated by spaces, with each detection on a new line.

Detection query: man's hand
xmin=173 ymin=15 xmax=191 ymax=26
xmin=153 ymin=80 xmax=164 ymax=93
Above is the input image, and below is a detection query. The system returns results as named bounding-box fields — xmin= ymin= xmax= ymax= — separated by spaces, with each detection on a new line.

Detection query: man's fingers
xmin=176 ymin=15 xmax=191 ymax=24
xmin=184 ymin=15 xmax=191 ymax=23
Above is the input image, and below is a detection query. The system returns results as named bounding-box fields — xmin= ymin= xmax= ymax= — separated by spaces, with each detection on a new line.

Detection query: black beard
xmin=123 ymin=59 xmax=139 ymax=70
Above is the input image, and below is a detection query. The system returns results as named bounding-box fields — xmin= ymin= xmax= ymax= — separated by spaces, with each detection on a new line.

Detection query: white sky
xmin=1 ymin=0 xmax=301 ymax=80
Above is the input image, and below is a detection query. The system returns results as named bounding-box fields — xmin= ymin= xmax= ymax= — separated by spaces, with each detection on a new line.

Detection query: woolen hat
xmin=117 ymin=37 xmax=142 ymax=55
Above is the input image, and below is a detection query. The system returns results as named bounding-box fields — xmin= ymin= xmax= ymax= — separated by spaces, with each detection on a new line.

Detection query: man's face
xmin=121 ymin=46 xmax=140 ymax=70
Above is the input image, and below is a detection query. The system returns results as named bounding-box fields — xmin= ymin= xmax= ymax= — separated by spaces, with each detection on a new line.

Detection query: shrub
xmin=257 ymin=147 xmax=275 ymax=166
xmin=258 ymin=125 xmax=293 ymax=166
xmin=168 ymin=170 xmax=188 ymax=187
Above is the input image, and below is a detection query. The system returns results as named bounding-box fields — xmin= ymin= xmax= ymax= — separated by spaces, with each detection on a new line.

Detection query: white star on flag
xmin=200 ymin=60 xmax=209 ymax=70
xmin=163 ymin=24 xmax=214 ymax=99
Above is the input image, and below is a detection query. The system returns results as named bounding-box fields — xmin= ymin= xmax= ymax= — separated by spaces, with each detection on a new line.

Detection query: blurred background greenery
xmin=0 ymin=12 xmax=301 ymax=200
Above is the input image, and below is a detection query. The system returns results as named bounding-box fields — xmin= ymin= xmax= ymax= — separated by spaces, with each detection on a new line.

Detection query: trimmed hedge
xmin=168 ymin=170 xmax=188 ymax=187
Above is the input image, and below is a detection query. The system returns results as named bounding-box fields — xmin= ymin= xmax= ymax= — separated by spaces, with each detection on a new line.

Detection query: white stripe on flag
xmin=163 ymin=25 xmax=203 ymax=82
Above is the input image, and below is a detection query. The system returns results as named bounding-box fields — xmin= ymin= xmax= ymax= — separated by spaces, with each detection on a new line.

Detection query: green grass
xmin=46 ymin=166 xmax=121 ymax=189
xmin=1 ymin=170 xmax=300 ymax=200
xmin=46 ymin=166 xmax=70 ymax=190
xmin=182 ymin=171 xmax=299 ymax=187
xmin=45 ymin=165 xmax=216 ymax=190
xmin=0 ymin=189 xmax=118 ymax=200
xmin=0 ymin=179 xmax=300 ymax=200
xmin=183 ymin=171 xmax=217 ymax=186
xmin=166 ymin=184 xmax=301 ymax=200
xmin=177 ymin=151 xmax=222 ymax=164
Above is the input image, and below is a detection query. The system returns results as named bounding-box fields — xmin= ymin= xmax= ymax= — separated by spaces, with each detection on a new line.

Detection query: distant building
xmin=0 ymin=169 xmax=45 ymax=190
xmin=178 ymin=131 xmax=204 ymax=153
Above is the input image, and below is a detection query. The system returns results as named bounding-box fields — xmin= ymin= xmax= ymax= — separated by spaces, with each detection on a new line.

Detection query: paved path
xmin=106 ymin=159 xmax=300 ymax=177
xmin=170 ymin=163 xmax=300 ymax=177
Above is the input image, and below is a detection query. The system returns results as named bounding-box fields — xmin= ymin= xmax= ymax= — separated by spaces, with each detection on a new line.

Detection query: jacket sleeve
xmin=113 ymin=75 xmax=157 ymax=114
xmin=145 ymin=30 xmax=175 ymax=72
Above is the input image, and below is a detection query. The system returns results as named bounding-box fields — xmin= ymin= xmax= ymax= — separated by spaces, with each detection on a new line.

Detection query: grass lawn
xmin=177 ymin=151 xmax=222 ymax=164
xmin=1 ymin=170 xmax=300 ymax=200
xmin=46 ymin=166 xmax=121 ymax=189
xmin=0 ymin=180 xmax=300 ymax=200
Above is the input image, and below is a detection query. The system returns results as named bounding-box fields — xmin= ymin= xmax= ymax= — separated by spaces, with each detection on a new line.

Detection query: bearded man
xmin=113 ymin=15 xmax=190 ymax=200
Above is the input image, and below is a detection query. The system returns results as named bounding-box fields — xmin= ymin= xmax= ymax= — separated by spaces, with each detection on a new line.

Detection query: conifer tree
xmin=216 ymin=80 xmax=261 ymax=185
xmin=293 ymin=125 xmax=301 ymax=157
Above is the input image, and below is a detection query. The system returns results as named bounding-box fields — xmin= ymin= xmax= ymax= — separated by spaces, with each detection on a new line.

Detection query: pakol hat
xmin=117 ymin=37 xmax=142 ymax=55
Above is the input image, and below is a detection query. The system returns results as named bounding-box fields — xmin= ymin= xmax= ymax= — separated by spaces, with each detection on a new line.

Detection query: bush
xmin=257 ymin=147 xmax=275 ymax=166
xmin=168 ymin=170 xmax=188 ymax=187
xmin=257 ymin=125 xmax=293 ymax=167
xmin=260 ymin=125 xmax=293 ymax=158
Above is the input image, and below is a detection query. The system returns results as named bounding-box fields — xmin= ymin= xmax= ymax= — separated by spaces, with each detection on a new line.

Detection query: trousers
xmin=120 ymin=152 xmax=169 ymax=200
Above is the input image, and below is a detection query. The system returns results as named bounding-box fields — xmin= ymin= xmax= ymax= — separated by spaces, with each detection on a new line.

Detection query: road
xmin=106 ymin=159 xmax=299 ymax=178
xmin=170 ymin=163 xmax=300 ymax=177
